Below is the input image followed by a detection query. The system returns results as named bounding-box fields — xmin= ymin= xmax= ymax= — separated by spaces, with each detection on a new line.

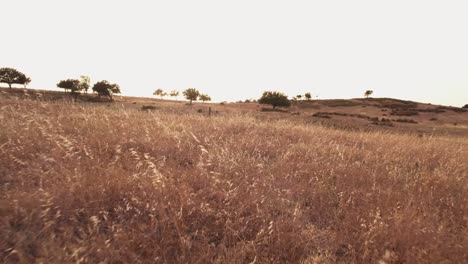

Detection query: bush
xmin=312 ymin=112 xmax=331 ymax=118
xmin=141 ymin=105 xmax=157 ymax=111
xmin=372 ymin=120 xmax=394 ymax=127
xmin=395 ymin=118 xmax=418 ymax=124
xmin=390 ymin=109 xmax=419 ymax=116
xmin=437 ymin=106 xmax=467 ymax=113
xmin=260 ymin=107 xmax=288 ymax=113
xmin=319 ymin=100 xmax=361 ymax=107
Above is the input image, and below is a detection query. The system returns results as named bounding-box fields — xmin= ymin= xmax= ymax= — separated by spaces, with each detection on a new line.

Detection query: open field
xmin=1 ymin=89 xmax=467 ymax=263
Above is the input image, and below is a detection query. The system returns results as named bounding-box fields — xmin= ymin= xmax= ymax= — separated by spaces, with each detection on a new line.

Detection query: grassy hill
xmin=3 ymin=87 xmax=467 ymax=137
xmin=1 ymin=88 xmax=467 ymax=263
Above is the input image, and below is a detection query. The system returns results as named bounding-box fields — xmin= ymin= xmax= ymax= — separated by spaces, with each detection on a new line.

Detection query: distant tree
xmin=199 ymin=94 xmax=211 ymax=103
xmin=170 ymin=90 xmax=179 ymax=100
xmin=80 ymin=75 xmax=91 ymax=93
xmin=153 ymin=88 xmax=165 ymax=99
xmin=296 ymin=94 xmax=303 ymax=100
xmin=183 ymin=88 xmax=200 ymax=104
xmin=304 ymin=92 xmax=312 ymax=101
xmin=258 ymin=91 xmax=291 ymax=109
xmin=0 ymin=68 xmax=30 ymax=88
xmin=364 ymin=90 xmax=373 ymax=98
xmin=92 ymin=80 xmax=120 ymax=100
xmin=57 ymin=79 xmax=81 ymax=94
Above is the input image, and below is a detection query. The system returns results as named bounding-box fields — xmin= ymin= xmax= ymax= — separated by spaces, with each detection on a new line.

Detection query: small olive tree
xmin=153 ymin=88 xmax=165 ymax=99
xmin=183 ymin=88 xmax=200 ymax=104
xmin=80 ymin=76 xmax=91 ymax=93
xmin=304 ymin=92 xmax=312 ymax=101
xmin=170 ymin=90 xmax=179 ymax=100
xmin=199 ymin=94 xmax=211 ymax=103
xmin=258 ymin=91 xmax=291 ymax=109
xmin=364 ymin=90 xmax=373 ymax=98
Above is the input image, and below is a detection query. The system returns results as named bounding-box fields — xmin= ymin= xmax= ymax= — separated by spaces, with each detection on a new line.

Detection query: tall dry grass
xmin=0 ymin=98 xmax=467 ymax=263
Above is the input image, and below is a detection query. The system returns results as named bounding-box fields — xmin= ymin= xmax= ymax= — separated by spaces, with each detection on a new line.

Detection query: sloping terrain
xmin=0 ymin=88 xmax=467 ymax=263
xmin=1 ymin=88 xmax=467 ymax=138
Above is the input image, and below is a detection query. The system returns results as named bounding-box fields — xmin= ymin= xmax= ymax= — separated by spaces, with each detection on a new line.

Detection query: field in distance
xmin=0 ymin=88 xmax=467 ymax=263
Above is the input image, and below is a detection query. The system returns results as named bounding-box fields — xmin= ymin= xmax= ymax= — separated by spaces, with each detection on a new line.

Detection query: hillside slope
xmin=0 ymin=89 xmax=467 ymax=263
xmin=2 ymin=87 xmax=467 ymax=137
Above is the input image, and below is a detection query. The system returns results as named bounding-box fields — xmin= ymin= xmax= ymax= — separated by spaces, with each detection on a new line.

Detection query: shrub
xmin=395 ymin=118 xmax=418 ymax=124
xmin=260 ymin=107 xmax=288 ymax=113
xmin=141 ymin=105 xmax=157 ymax=111
xmin=312 ymin=112 xmax=331 ymax=118
xmin=390 ymin=109 xmax=419 ymax=116
xmin=437 ymin=106 xmax=467 ymax=113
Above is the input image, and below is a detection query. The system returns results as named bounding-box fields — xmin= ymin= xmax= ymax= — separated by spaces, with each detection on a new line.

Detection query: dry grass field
xmin=1 ymin=89 xmax=467 ymax=263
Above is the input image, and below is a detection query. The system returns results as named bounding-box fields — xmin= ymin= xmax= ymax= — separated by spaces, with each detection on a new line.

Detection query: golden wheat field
xmin=1 ymin=96 xmax=467 ymax=263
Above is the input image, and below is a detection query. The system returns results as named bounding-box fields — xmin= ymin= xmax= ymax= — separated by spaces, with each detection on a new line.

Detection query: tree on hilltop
xmin=57 ymin=79 xmax=82 ymax=94
xmin=80 ymin=76 xmax=91 ymax=93
xmin=153 ymin=88 xmax=165 ymax=99
xmin=199 ymin=94 xmax=211 ymax=103
xmin=304 ymin=92 xmax=312 ymax=101
xmin=364 ymin=90 xmax=373 ymax=98
xmin=93 ymin=80 xmax=120 ymax=100
xmin=0 ymin=68 xmax=31 ymax=88
xmin=170 ymin=90 xmax=179 ymax=100
xmin=183 ymin=88 xmax=200 ymax=105
xmin=258 ymin=91 xmax=291 ymax=109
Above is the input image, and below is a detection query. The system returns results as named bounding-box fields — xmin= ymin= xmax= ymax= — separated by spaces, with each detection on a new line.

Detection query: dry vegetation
xmin=1 ymin=94 xmax=467 ymax=263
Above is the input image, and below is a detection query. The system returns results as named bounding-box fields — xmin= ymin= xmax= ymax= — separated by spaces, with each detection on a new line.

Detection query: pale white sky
xmin=2 ymin=0 xmax=468 ymax=106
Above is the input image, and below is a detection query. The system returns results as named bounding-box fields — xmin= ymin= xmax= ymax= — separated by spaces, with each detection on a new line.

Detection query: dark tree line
xmin=57 ymin=77 xmax=120 ymax=100
xmin=4 ymin=66 xmax=465 ymax=108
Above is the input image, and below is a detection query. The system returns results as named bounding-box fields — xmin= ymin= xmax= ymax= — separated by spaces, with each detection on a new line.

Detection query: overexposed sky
xmin=2 ymin=0 xmax=468 ymax=106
